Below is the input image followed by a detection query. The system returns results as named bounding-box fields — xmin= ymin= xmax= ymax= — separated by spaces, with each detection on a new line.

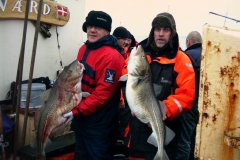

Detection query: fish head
xmin=65 ymin=60 xmax=84 ymax=78
xmin=57 ymin=60 xmax=84 ymax=90
xmin=128 ymin=45 xmax=150 ymax=77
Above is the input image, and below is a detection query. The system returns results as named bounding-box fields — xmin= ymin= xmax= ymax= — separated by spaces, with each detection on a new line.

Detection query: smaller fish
xmin=34 ymin=60 xmax=89 ymax=159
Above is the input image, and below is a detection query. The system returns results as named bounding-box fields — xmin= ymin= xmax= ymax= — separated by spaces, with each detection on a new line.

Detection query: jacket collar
xmin=185 ymin=43 xmax=202 ymax=52
xmin=85 ymin=35 xmax=121 ymax=53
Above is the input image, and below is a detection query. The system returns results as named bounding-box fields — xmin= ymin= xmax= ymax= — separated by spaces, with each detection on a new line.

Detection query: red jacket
xmin=72 ymin=41 xmax=125 ymax=117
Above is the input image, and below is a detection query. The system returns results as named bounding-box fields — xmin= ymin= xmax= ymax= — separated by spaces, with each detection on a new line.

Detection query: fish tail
xmin=36 ymin=133 xmax=46 ymax=160
xmin=163 ymin=149 xmax=169 ymax=160
xmin=154 ymin=149 xmax=169 ymax=160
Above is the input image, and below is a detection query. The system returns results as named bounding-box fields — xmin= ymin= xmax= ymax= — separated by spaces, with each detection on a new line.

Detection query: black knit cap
xmin=113 ymin=26 xmax=130 ymax=39
xmin=147 ymin=12 xmax=177 ymax=48
xmin=82 ymin=10 xmax=112 ymax=32
xmin=152 ymin=12 xmax=176 ymax=31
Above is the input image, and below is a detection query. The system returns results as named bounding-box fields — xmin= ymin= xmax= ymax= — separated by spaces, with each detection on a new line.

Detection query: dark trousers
xmin=165 ymin=110 xmax=198 ymax=160
xmin=188 ymin=125 xmax=197 ymax=160
xmin=118 ymin=106 xmax=131 ymax=138
xmin=74 ymin=130 xmax=115 ymax=160
xmin=128 ymin=110 xmax=198 ymax=160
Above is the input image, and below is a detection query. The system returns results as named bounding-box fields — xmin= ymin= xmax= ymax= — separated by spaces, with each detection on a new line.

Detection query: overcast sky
xmin=85 ymin=0 xmax=240 ymax=49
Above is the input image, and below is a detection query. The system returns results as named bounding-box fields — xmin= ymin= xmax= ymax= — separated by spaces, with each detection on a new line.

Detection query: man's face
xmin=154 ymin=27 xmax=172 ymax=48
xmin=87 ymin=26 xmax=109 ymax=43
xmin=117 ymin=38 xmax=131 ymax=48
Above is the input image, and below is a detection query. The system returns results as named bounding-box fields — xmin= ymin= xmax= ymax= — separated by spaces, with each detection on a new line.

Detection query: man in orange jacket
xmin=127 ymin=12 xmax=195 ymax=160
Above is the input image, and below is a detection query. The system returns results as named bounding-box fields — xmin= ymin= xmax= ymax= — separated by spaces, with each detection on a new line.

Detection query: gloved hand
xmin=158 ymin=101 xmax=167 ymax=120
xmin=63 ymin=111 xmax=74 ymax=123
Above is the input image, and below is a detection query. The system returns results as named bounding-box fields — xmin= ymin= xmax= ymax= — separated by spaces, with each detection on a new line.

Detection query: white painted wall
xmin=0 ymin=0 xmax=86 ymax=100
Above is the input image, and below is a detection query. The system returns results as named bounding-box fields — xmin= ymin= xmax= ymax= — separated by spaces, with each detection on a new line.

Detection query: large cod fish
xmin=124 ymin=45 xmax=174 ymax=160
xmin=34 ymin=60 xmax=86 ymax=158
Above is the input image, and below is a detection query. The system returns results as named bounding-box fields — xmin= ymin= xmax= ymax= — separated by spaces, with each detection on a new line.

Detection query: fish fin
xmin=147 ymin=132 xmax=158 ymax=147
xmin=42 ymin=138 xmax=52 ymax=154
xmin=154 ymin=149 xmax=169 ymax=160
xmin=34 ymin=107 xmax=44 ymax=130
xmin=163 ymin=149 xmax=170 ymax=160
xmin=158 ymin=101 xmax=167 ymax=120
xmin=164 ymin=126 xmax=175 ymax=145
xmin=50 ymin=119 xmax=71 ymax=138
xmin=82 ymin=92 xmax=90 ymax=97
xmin=119 ymin=74 xmax=128 ymax=81
xmin=153 ymin=84 xmax=163 ymax=97
xmin=50 ymin=126 xmax=66 ymax=138
xmin=158 ymin=100 xmax=175 ymax=145
xmin=40 ymin=89 xmax=51 ymax=101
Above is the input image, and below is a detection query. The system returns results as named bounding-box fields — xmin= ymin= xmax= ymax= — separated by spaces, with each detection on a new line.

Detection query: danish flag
xmin=57 ymin=6 xmax=68 ymax=16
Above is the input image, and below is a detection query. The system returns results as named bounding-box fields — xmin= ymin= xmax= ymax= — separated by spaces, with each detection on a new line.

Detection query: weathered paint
xmin=196 ymin=25 xmax=240 ymax=160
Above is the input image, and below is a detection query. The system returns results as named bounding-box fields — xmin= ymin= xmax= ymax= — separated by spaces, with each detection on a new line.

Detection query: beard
xmin=155 ymin=39 xmax=168 ymax=48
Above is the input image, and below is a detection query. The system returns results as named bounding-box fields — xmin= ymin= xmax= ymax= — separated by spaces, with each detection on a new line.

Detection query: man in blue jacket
xmin=185 ymin=30 xmax=202 ymax=160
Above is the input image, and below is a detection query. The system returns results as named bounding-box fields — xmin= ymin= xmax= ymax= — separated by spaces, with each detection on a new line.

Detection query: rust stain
xmin=211 ymin=108 xmax=221 ymax=125
xmin=220 ymin=64 xmax=239 ymax=131
xmin=220 ymin=65 xmax=239 ymax=80
xmin=222 ymin=144 xmax=234 ymax=160
xmin=202 ymin=112 xmax=209 ymax=119
xmin=225 ymin=47 xmax=231 ymax=53
xmin=202 ymin=79 xmax=212 ymax=111
xmin=213 ymin=43 xmax=221 ymax=53
xmin=227 ymin=84 xmax=238 ymax=130
xmin=219 ymin=52 xmax=240 ymax=153
xmin=207 ymin=40 xmax=212 ymax=46
xmin=224 ymin=136 xmax=240 ymax=149
xmin=212 ymin=114 xmax=217 ymax=123
xmin=232 ymin=54 xmax=240 ymax=61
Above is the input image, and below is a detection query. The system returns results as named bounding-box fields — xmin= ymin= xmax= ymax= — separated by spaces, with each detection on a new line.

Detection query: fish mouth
xmin=79 ymin=62 xmax=84 ymax=70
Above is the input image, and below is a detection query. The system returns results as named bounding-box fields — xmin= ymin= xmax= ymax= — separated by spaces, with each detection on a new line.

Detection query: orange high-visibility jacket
xmin=146 ymin=49 xmax=195 ymax=120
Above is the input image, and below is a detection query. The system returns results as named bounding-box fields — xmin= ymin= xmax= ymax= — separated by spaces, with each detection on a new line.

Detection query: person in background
xmin=113 ymin=26 xmax=136 ymax=107
xmin=113 ymin=26 xmax=136 ymax=146
xmin=63 ymin=10 xmax=125 ymax=160
xmin=127 ymin=12 xmax=196 ymax=160
xmin=113 ymin=26 xmax=131 ymax=56
xmin=124 ymin=33 xmax=138 ymax=59
xmin=113 ymin=26 xmax=138 ymax=60
xmin=185 ymin=30 xmax=202 ymax=160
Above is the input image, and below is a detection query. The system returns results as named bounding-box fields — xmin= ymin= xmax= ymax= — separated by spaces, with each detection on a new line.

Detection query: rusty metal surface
xmin=195 ymin=25 xmax=240 ymax=160
xmin=224 ymin=131 xmax=240 ymax=150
